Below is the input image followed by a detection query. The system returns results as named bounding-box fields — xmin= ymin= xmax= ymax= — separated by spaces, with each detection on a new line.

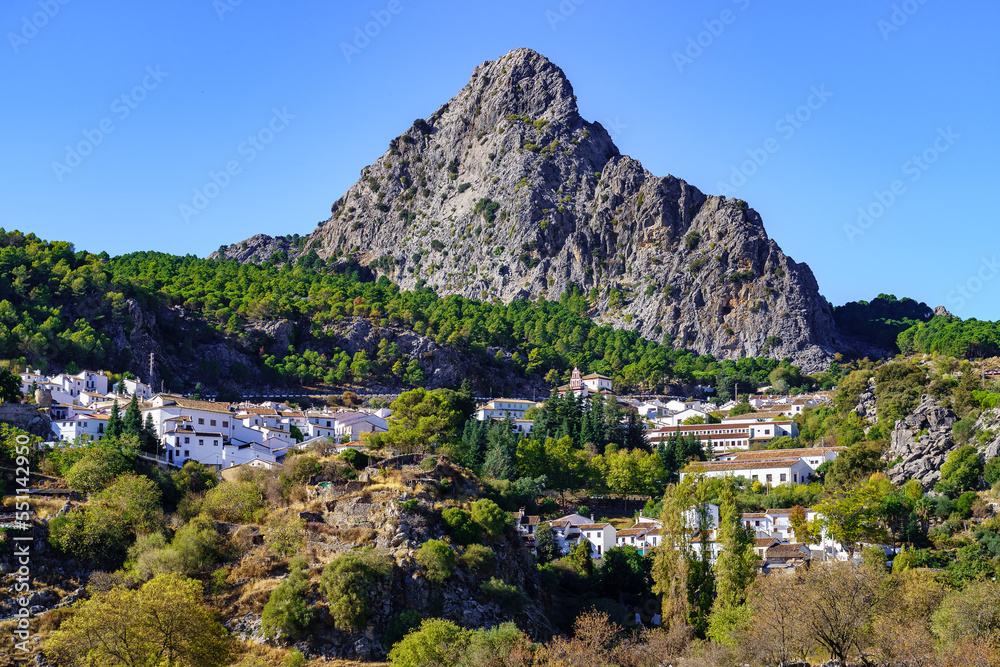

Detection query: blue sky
xmin=2 ymin=1 xmax=998 ymax=318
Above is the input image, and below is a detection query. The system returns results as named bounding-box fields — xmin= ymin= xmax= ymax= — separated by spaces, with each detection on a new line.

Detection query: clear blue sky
xmin=3 ymin=1 xmax=998 ymax=318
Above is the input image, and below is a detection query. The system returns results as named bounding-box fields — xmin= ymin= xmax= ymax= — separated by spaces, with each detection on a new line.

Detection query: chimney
xmin=591 ymin=514 xmax=595 ymax=522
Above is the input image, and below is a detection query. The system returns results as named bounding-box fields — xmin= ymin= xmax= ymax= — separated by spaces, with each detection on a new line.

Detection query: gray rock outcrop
xmin=854 ymin=378 xmax=878 ymax=430
xmin=885 ymin=395 xmax=958 ymax=488
xmin=974 ymin=407 xmax=1000 ymax=461
xmin=218 ymin=48 xmax=838 ymax=371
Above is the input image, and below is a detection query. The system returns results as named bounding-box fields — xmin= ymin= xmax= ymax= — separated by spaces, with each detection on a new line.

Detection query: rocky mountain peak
xmin=463 ymin=48 xmax=582 ymax=128
xmin=219 ymin=49 xmax=838 ymax=370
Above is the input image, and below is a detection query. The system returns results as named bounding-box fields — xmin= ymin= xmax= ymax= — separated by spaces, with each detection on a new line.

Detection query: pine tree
xmin=123 ymin=394 xmax=142 ymax=436
xmin=142 ymin=413 xmax=159 ymax=453
xmin=105 ymin=400 xmax=122 ymax=440
xmin=625 ymin=410 xmax=647 ymax=450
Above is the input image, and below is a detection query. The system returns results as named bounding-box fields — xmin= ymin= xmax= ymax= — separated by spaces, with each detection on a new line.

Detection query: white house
xmin=475 ymin=399 xmax=540 ymax=421
xmin=51 ymin=414 xmax=108 ymax=442
xmin=681 ymin=458 xmax=815 ymax=486
xmin=714 ymin=446 xmax=844 ymax=471
xmin=161 ymin=424 xmax=225 ymax=467
xmin=123 ymin=378 xmax=154 ymax=400
xmin=581 ymin=373 xmax=613 ymax=394
xmin=578 ymin=523 xmax=616 ymax=558
xmin=332 ymin=411 xmax=388 ymax=441
xmin=665 ymin=399 xmax=703 ymax=413
xmin=142 ymin=395 xmax=234 ymax=442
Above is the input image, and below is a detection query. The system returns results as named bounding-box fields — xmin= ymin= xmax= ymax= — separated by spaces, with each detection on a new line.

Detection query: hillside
xmin=220 ymin=48 xmax=839 ymax=370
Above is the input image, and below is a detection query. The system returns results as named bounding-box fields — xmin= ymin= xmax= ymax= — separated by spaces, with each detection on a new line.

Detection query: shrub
xmin=320 ymin=547 xmax=393 ymax=631
xmin=460 ymin=544 xmax=496 ymax=576
xmin=936 ymin=445 xmax=984 ymax=498
xmin=420 ymin=456 xmax=437 ymax=471
xmin=262 ymin=560 xmax=313 ymax=639
xmin=985 ymin=457 xmax=1000 ymax=487
xmin=399 ymin=498 xmax=419 ymax=512
xmin=471 ymin=499 xmax=508 ymax=538
xmin=383 ymin=610 xmax=423 ymax=651
xmin=480 ymin=577 xmax=527 ymax=614
xmin=266 ymin=515 xmax=305 ymax=556
xmin=388 ymin=618 xmax=469 ymax=667
xmin=202 ymin=481 xmax=266 ymax=523
xmin=285 ymin=649 xmax=306 ymax=667
xmin=955 ymin=491 xmax=980 ymax=519
xmin=339 ymin=448 xmax=369 ymax=470
xmin=684 ymin=231 xmax=701 ymax=250
xmin=416 ymin=539 xmax=456 ymax=584
xmin=442 ymin=507 xmax=480 ymax=544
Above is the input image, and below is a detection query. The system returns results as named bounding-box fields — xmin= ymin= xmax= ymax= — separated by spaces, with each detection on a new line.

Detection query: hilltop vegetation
xmin=0 ymin=228 xmax=829 ymax=397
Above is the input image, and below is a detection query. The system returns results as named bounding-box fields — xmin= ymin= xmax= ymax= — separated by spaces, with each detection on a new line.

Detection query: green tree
xmin=442 ymin=507 xmax=480 ymax=544
xmin=201 ymin=480 xmax=265 ymax=523
xmin=262 ymin=559 xmax=313 ymax=639
xmin=366 ymin=387 xmax=462 ymax=453
xmin=388 ymin=618 xmax=469 ymax=667
xmin=471 ymin=498 xmax=508 ymax=538
xmin=416 ymin=539 xmax=456 ymax=584
xmin=123 ymin=393 xmax=142 ymax=436
xmin=321 ymin=547 xmax=393 ymax=631
xmin=815 ymin=476 xmax=892 ymax=559
xmin=46 ymin=573 xmax=231 ymax=667
xmin=351 ymin=350 xmax=371 ymax=380
xmin=824 ymin=441 xmax=884 ymax=490
xmin=936 ymin=445 xmax=984 ymax=497
xmin=534 ymin=522 xmax=559 ymax=564
xmin=712 ymin=477 xmax=757 ymax=611
xmin=105 ymin=399 xmax=123 ymax=439
xmin=0 ymin=368 xmax=21 ymax=403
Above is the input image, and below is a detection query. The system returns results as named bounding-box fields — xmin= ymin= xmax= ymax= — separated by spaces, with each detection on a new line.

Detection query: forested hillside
xmin=0 ymin=228 xmax=816 ymax=397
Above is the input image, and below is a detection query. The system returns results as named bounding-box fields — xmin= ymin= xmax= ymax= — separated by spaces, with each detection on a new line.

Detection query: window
xmin=222 ymin=421 xmax=228 ymax=428
xmin=210 ymin=419 xmax=216 ymax=426
xmin=751 ymin=475 xmax=758 ymax=481
xmin=326 ymin=421 xmax=331 ymax=427
xmin=766 ymin=474 xmax=773 ymax=483
xmin=198 ymin=418 xmax=204 ymax=425
xmin=780 ymin=473 xmax=787 ymax=482
xmin=214 ymin=440 xmax=219 ymax=446
xmin=794 ymin=474 xmax=798 ymax=482
xmin=184 ymin=450 xmax=189 ymax=457
xmin=184 ymin=437 xmax=190 ymax=444
xmin=199 ymin=439 xmax=204 ymax=446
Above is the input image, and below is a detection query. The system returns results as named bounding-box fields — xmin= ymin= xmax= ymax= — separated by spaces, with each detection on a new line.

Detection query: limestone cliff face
xmin=885 ymin=395 xmax=959 ymax=489
xmin=221 ymin=48 xmax=838 ymax=370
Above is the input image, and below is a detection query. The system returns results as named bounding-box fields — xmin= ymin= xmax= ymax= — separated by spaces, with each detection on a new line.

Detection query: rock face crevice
xmin=218 ymin=48 xmax=838 ymax=370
